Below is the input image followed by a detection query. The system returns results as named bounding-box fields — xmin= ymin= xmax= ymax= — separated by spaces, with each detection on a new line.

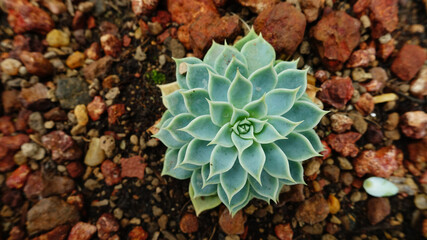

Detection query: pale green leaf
xmin=161 ymin=149 xmax=192 ymax=179
xmin=249 ymin=63 xmax=277 ymax=100
xmin=274 ymin=59 xmax=298 ymax=75
xmin=248 ymin=118 xmax=267 ymax=133
xmin=203 ymin=41 xmax=225 ymax=67
xmin=266 ymin=116 xmax=301 ymax=137
xmin=176 ymin=144 xmax=199 ymax=171
xmin=265 ymin=88 xmax=298 ymax=115
xmin=262 ymin=143 xmax=294 ymax=181
xmin=181 ymin=115 xmax=220 ymax=141
xmin=209 ymin=145 xmax=238 ymax=179
xmin=243 ymin=95 xmax=267 ymax=119
xmin=254 ymin=122 xmax=285 ymax=144
xmin=239 ymin=141 xmax=265 ymax=183
xmin=299 ymin=129 xmax=324 ymax=153
xmin=276 ymin=69 xmax=308 ymax=99
xmin=183 ymin=138 xmax=214 ymax=166
xmin=208 ymin=71 xmax=231 ymax=102
xmin=230 ymin=107 xmax=249 ymax=126
xmin=283 ymin=101 xmax=327 ymax=132
xmin=191 ymin=169 xmax=217 ymax=198
xmin=202 ymin=164 xmax=220 ymax=187
xmin=275 ymin=132 xmax=320 ymax=162
xmin=214 ymin=45 xmax=246 ymax=75
xmin=182 ymin=88 xmax=210 ymax=116
xmin=186 ymin=63 xmax=214 ymax=90
xmin=234 ymin=27 xmax=258 ymax=51
xmin=189 ymin=184 xmax=221 ymax=216
xmin=209 ymin=124 xmax=233 ymax=147
xmin=225 ymin=57 xmax=249 ymax=81
xmin=174 ymin=57 xmax=202 ymax=89
xmin=208 ymin=101 xmax=233 ymax=126
xmin=231 ymin=132 xmax=253 ymax=154
xmin=165 ymin=113 xmax=194 ymax=142
xmin=241 ymin=35 xmax=275 ymax=74
xmin=228 ymin=71 xmax=252 ymax=108
xmin=220 ymin=160 xmax=248 ymax=201
xmin=163 ymin=90 xmax=188 ymax=116
xmin=248 ymin=171 xmax=279 ymax=202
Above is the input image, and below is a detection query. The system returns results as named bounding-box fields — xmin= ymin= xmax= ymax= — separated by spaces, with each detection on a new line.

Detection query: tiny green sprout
xmin=154 ymin=28 xmax=327 ymax=216
xmin=147 ymin=70 xmax=166 ymax=84
xmin=363 ymin=177 xmax=399 ymax=197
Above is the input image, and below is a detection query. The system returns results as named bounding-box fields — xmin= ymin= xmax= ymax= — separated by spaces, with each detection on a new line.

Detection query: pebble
xmin=100 ymin=135 xmax=115 ymax=158
xmin=274 ymin=223 xmax=293 ymax=240
xmin=296 ymin=194 xmax=330 ymax=224
xmin=391 ymin=44 xmax=426 ymax=81
xmin=318 ymin=76 xmax=354 ymax=109
xmin=46 ymin=29 xmax=70 ymax=47
xmin=152 ymin=206 xmax=163 ymax=217
xmin=20 ymin=51 xmax=53 ymax=77
xmin=128 ymin=226 xmax=149 ymax=240
xmin=74 ymin=104 xmax=89 ymax=126
xmin=28 ymin=112 xmax=46 ymax=135
xmin=328 ymin=195 xmax=340 ymax=214
xmin=410 ymin=66 xmax=427 ymax=97
xmin=6 ymin=164 xmax=31 ymax=189
xmin=219 ymin=209 xmax=246 ymax=235
xmin=340 ymin=172 xmax=354 ymax=186
xmin=323 ymin=164 xmax=340 ymax=183
xmin=96 ymin=213 xmax=120 ymax=240
xmin=84 ymin=137 xmax=106 ymax=166
xmin=367 ymin=198 xmax=390 ymax=225
xmin=55 ymin=77 xmax=92 ymax=109
xmin=41 ymin=130 xmax=82 ymax=162
xmin=158 ymin=215 xmax=168 ymax=230
xmin=400 ymin=111 xmax=427 ymax=139
xmin=327 ymin=132 xmax=361 ymax=158
xmin=68 ymin=222 xmax=97 ymax=240
xmin=21 ymin=143 xmax=45 ymax=160
xmin=84 ymin=179 xmax=101 ymax=191
xmin=414 ymin=194 xmax=427 ymax=210
xmin=105 ymin=87 xmax=120 ymax=100
xmin=330 ymin=113 xmax=353 ymax=133
xmin=120 ymin=156 xmax=147 ymax=180
xmin=1 ymin=58 xmax=22 ymax=76
xmin=66 ymin=51 xmax=86 ymax=69
xmin=305 ymin=159 xmax=321 ymax=176
xmin=354 ymin=145 xmax=401 ymax=178
xmin=87 ymin=96 xmax=106 ymax=121
xmin=100 ymin=34 xmax=122 ymax=58
xmin=26 ymin=196 xmax=80 ymax=235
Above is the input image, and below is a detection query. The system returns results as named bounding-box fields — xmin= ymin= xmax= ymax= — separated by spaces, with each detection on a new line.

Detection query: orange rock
xmin=327 ymin=132 xmax=362 ymax=158
xmin=167 ymin=0 xmax=218 ymax=25
xmin=355 ymin=93 xmax=374 ymax=116
xmin=5 ymin=0 xmax=54 ymax=34
xmin=391 ymin=44 xmax=427 ymax=81
xmin=400 ymin=111 xmax=427 ymax=139
xmin=132 ymin=0 xmax=159 ymax=16
xmin=179 ymin=213 xmax=199 ymax=233
xmin=353 ymin=145 xmax=401 ymax=178
xmin=237 ymin=0 xmax=279 ymax=14
xmin=274 ymin=223 xmax=293 ymax=240
xmin=19 ymin=51 xmax=53 ymax=77
xmin=128 ymin=226 xmax=149 ymax=240
xmin=100 ymin=34 xmax=122 ymax=58
xmin=328 ymin=194 xmax=340 ymax=214
xmin=219 ymin=208 xmax=246 ymax=235
xmin=68 ymin=222 xmax=97 ymax=240
xmin=66 ymin=51 xmax=86 ymax=69
xmin=369 ymin=0 xmax=398 ymax=39
xmin=6 ymin=164 xmax=31 ymax=189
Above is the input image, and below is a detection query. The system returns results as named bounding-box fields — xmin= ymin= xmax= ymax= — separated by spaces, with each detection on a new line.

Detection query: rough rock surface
xmin=354 ymin=145 xmax=401 ymax=178
xmin=296 ymin=194 xmax=330 ymax=224
xmin=391 ymin=44 xmax=426 ymax=81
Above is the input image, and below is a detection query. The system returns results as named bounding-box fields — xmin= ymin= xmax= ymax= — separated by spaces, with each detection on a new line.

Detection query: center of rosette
xmin=231 ymin=119 xmax=253 ymax=138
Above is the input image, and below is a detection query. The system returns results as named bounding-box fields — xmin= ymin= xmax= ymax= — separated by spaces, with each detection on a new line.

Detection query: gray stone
xmin=55 ymin=78 xmax=91 ymax=109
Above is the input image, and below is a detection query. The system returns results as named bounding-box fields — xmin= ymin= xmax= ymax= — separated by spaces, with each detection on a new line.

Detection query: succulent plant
xmin=154 ymin=29 xmax=327 ymax=216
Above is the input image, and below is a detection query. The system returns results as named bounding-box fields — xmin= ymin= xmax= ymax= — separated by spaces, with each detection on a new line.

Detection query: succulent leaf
xmin=228 ymin=71 xmax=252 ymax=108
xmin=157 ymin=30 xmax=325 ymax=215
xmin=162 ymin=149 xmax=192 ymax=179
xmin=276 ymin=69 xmax=308 ymax=99
xmin=249 ymin=63 xmax=277 ymax=100
xmin=181 ymin=88 xmax=210 ymax=116
xmin=208 ymin=71 xmax=231 ymax=102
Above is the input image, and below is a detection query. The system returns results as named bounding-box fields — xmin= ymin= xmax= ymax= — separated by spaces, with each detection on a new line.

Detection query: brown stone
xmin=274 ymin=223 xmax=293 ymax=240
xmin=366 ymin=198 xmax=390 ymax=225
xmin=219 ymin=208 xmax=246 ymax=235
xmin=2 ymin=90 xmax=22 ymax=113
xmin=26 ymin=197 xmax=80 ymax=235
xmin=327 ymin=132 xmax=362 ymax=158
xmin=100 ymin=34 xmax=122 ymax=58
xmin=0 ymin=134 xmax=29 ymax=150
xmin=400 ymin=111 xmax=427 ymax=139
xmin=108 ymin=104 xmax=126 ymax=125
xmin=408 ymin=137 xmax=427 ymax=163
xmin=353 ymin=145 xmax=401 ymax=178
xmin=299 ymin=0 xmax=321 ymax=23
xmin=236 ymin=0 xmax=279 ymax=14
xmin=101 ymin=160 xmax=121 ymax=186
xmin=254 ymin=2 xmax=306 ymax=56
xmin=355 ymin=93 xmax=374 ymax=116
xmin=0 ymin=116 xmax=15 ymax=136
xmin=346 ymin=47 xmax=376 ymax=68
xmin=19 ymin=51 xmax=53 ymax=77
xmin=311 ymin=10 xmax=360 ymax=71
xmin=85 ymin=42 xmax=101 ymax=60
xmin=391 ymin=44 xmax=426 ymax=81
xmin=96 ymin=213 xmax=119 ymax=240
xmin=87 ymin=96 xmax=106 ymax=121
xmin=43 ymin=107 xmax=68 ymax=121
xmin=330 ymin=113 xmax=353 ymax=133
xmin=83 ymin=56 xmax=114 ymax=81
xmin=40 ymin=0 xmax=67 ymax=15
xmin=377 ymin=38 xmax=395 ymax=60
xmin=167 ymin=0 xmax=218 ymax=25
xmin=24 ymin=171 xmax=75 ymax=198
xmin=369 ymin=0 xmax=398 ymax=39
xmin=296 ymin=194 xmax=330 ymax=224
xmin=6 ymin=164 xmax=31 ymax=189
xmin=41 ymin=131 xmax=82 ymax=162
xmin=179 ymin=213 xmax=199 ymax=233
xmin=68 ymin=222 xmax=97 ymax=240
xmin=132 ymin=0 xmax=159 ymax=16
xmin=120 ymin=156 xmax=147 ymax=180
xmin=19 ymin=83 xmax=51 ymax=111
xmin=317 ymin=76 xmax=354 ymax=109
xmin=128 ymin=226 xmax=149 ymax=240
xmin=5 ymin=0 xmax=54 ymax=34
xmin=31 ymin=225 xmax=71 ymax=240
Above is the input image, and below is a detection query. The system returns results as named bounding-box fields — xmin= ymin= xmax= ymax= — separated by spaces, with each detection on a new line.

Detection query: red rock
xmin=366 ymin=198 xmax=390 ymax=225
xmin=31 ymin=224 xmax=71 ymax=240
xmin=120 ymin=156 xmax=147 ymax=180
xmin=219 ymin=208 xmax=246 ymax=235
xmin=423 ymin=219 xmax=427 ymax=238
xmin=96 ymin=213 xmax=119 ymax=240
xmin=0 ymin=116 xmax=15 ymax=135
xmin=41 ymin=131 xmax=82 ymax=162
xmin=132 ymin=0 xmax=159 ymax=16
xmin=236 ymin=0 xmax=279 ymax=14
xmin=0 ymin=134 xmax=29 ymax=150
xmin=186 ymin=13 xmax=241 ymax=57
xmin=327 ymin=132 xmax=361 ymax=157
xmin=24 ymin=171 xmax=75 ymax=198
xmin=274 ymin=223 xmax=293 ymax=240
xmin=299 ymin=0 xmax=321 ymax=23
xmin=66 ymin=161 xmax=85 ymax=178
xmin=83 ymin=56 xmax=113 ymax=81
xmin=19 ymin=83 xmax=51 ymax=111
xmin=128 ymin=226 xmax=149 ymax=240
xmin=43 ymin=107 xmax=67 ymax=121
xmin=6 ymin=164 xmax=31 ymax=189
xmin=179 ymin=213 xmax=199 ymax=233
xmin=100 ymin=34 xmax=122 ymax=58
xmin=41 ymin=0 xmax=67 ymax=15
xmin=108 ymin=104 xmax=126 ymax=125
xmin=72 ymin=10 xmax=87 ymax=30
xmin=85 ymin=42 xmax=101 ymax=60
xmin=12 ymin=34 xmax=31 ymax=56
xmin=167 ymin=0 xmax=218 ymax=25
xmin=213 ymin=0 xmax=227 ymax=7
xmin=346 ymin=47 xmax=376 ymax=68
xmin=68 ymin=222 xmax=97 ymax=240
xmin=1 ymin=189 xmax=22 ymax=207
xmin=377 ymin=38 xmax=395 ymax=60
xmin=363 ymin=67 xmax=387 ymax=92
xmin=67 ymin=193 xmax=84 ymax=210
xmin=2 ymin=90 xmax=22 ymax=113
xmin=369 ymin=0 xmax=398 ymax=39
xmin=314 ymin=70 xmax=329 ymax=83
xmin=151 ymin=10 xmax=171 ymax=28
xmin=27 ymin=197 xmax=80 ymax=235
xmin=353 ymin=0 xmax=370 ymax=14
xmin=99 ymin=21 xmax=119 ymax=36
xmin=296 ymin=194 xmax=330 ymax=224
xmin=354 ymin=145 xmax=401 ymax=177
xmin=320 ymin=140 xmax=332 ymax=159
xmin=330 ymin=113 xmax=353 ymax=133
xmin=254 ymin=2 xmax=306 ymax=56
xmin=391 ymin=44 xmax=426 ymax=81
xmin=0 ymin=152 xmax=16 ymax=172
xmin=157 ymin=27 xmax=177 ymax=44
xmin=408 ymin=137 xmax=427 ymax=163
xmin=16 ymin=109 xmax=32 ymax=131
xmin=19 ymin=51 xmax=53 ymax=77
xmin=122 ymin=35 xmax=132 ymax=47
xmin=0 ymin=145 xmax=8 ymax=159
xmin=8 ymin=226 xmax=26 ymax=240
xmin=6 ymin=0 xmax=54 ymax=34
xmin=101 ymin=160 xmax=121 ymax=186
xmin=318 ymin=76 xmax=354 ymax=109
xmin=87 ymin=96 xmax=106 ymax=121
xmin=311 ymin=11 xmax=361 ymax=71
xmin=400 ymin=111 xmax=427 ymax=139
xmin=355 ymin=93 xmax=374 ymax=116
